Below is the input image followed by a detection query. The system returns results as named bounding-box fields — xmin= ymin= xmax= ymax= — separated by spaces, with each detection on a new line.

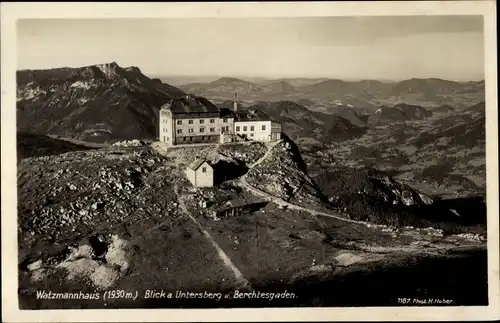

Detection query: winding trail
xmin=248 ymin=139 xmax=284 ymax=168
xmin=240 ymin=140 xmax=366 ymax=225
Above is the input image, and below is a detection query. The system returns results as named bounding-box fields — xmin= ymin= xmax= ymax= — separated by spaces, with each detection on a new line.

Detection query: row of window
xmin=162 ymin=136 xmax=214 ymax=142
xmin=163 ymin=126 xmax=231 ymax=134
xmin=236 ymin=125 xmax=266 ymax=132
xmin=176 ymin=118 xmax=228 ymax=125
xmin=177 ymin=127 xmax=216 ymax=134
xmin=181 ymin=136 xmax=213 ymax=142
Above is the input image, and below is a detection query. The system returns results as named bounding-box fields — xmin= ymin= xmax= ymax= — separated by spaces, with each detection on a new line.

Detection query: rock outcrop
xmin=17 ymin=62 xmax=185 ymax=143
xmin=245 ymin=136 xmax=330 ymax=210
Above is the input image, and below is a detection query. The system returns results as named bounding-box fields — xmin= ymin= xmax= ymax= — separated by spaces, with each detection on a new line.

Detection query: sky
xmin=17 ymin=16 xmax=485 ymax=81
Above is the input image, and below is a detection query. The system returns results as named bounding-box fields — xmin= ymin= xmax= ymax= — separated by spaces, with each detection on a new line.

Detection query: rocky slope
xmin=392 ymin=103 xmax=433 ymax=119
xmin=410 ymin=111 xmax=485 ymax=150
xmin=17 ymin=140 xmax=272 ymax=289
xmin=18 ymin=131 xmax=487 ymax=308
xmin=244 ymin=136 xmax=339 ymax=212
xmin=18 ymin=145 xmax=176 ymax=244
xmin=17 ymin=62 xmax=185 ymax=143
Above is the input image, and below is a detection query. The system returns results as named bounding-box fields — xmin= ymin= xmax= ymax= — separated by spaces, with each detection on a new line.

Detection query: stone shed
xmin=185 ymin=158 xmax=214 ymax=187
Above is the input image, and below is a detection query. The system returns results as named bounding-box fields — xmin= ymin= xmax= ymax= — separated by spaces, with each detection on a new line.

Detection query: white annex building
xmin=159 ymin=93 xmax=281 ymax=146
xmin=185 ymin=158 xmax=214 ymax=187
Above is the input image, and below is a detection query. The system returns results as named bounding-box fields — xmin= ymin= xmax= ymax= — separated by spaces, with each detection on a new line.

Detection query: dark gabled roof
xmin=219 ymin=108 xmax=236 ymax=119
xmin=187 ymin=158 xmax=212 ymax=171
xmin=214 ymin=198 xmax=268 ymax=212
xmin=235 ymin=109 xmax=272 ymax=122
xmin=166 ymin=95 xmax=220 ymax=114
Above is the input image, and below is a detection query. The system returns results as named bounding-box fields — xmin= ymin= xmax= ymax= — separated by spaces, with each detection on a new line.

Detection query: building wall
xmin=159 ymin=105 xmax=280 ymax=146
xmin=173 ymin=115 xmax=232 ymax=145
xmin=194 ymin=162 xmax=213 ymax=187
xmin=185 ymin=162 xmax=213 ymax=187
xmin=175 ymin=134 xmax=219 ymax=145
xmin=185 ymin=168 xmax=196 ymax=186
xmin=218 ymin=117 xmax=234 ymax=134
xmin=234 ymin=120 xmax=272 ymax=142
xmin=174 ymin=116 xmax=220 ymax=137
xmin=271 ymin=122 xmax=282 ymax=141
xmin=159 ymin=108 xmax=174 ymax=145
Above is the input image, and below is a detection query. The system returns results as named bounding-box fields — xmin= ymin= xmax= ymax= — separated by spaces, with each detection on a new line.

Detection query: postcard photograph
xmin=1 ymin=1 xmax=499 ymax=321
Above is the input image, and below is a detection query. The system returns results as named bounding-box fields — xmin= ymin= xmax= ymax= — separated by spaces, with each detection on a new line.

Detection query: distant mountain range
xmin=16 ymin=62 xmax=485 ymax=145
xmin=178 ymin=76 xmax=485 ymax=110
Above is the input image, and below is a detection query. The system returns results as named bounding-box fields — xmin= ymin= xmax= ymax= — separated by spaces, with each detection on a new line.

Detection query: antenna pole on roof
xmin=233 ymin=92 xmax=238 ymax=112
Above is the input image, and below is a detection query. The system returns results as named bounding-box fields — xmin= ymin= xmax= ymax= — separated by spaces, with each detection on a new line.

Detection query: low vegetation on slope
xmin=17 ymin=132 xmax=93 ymax=159
xmin=303 ymin=101 xmax=486 ymax=199
xmin=368 ymin=103 xmax=433 ymax=125
xmin=314 ymin=167 xmax=486 ymax=234
xmin=247 ymin=101 xmax=368 ymax=144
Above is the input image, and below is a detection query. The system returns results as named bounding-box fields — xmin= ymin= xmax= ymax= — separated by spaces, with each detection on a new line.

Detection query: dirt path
xmin=240 ymin=139 xmax=366 ymax=225
xmin=174 ymin=184 xmax=253 ymax=291
xmin=248 ymin=139 xmax=283 ymax=168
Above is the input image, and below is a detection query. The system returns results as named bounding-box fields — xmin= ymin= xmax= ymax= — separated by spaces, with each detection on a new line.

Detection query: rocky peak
xmin=94 ymin=62 xmax=126 ymax=80
xmin=16 ymin=63 xmax=186 ymax=143
xmin=124 ymin=66 xmax=142 ymax=74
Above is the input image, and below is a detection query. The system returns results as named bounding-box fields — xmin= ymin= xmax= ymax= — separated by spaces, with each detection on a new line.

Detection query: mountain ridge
xmin=178 ymin=76 xmax=485 ymax=109
xmin=17 ymin=62 xmax=186 ymax=143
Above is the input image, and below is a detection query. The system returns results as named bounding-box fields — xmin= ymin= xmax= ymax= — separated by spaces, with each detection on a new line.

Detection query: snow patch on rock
xmin=71 ymin=80 xmax=93 ymax=90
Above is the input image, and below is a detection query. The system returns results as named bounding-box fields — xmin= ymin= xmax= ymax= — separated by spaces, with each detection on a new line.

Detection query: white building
xmin=159 ymin=93 xmax=281 ymax=146
xmin=185 ymin=158 xmax=214 ymax=187
xmin=159 ymin=94 xmax=234 ymax=146
xmin=234 ymin=109 xmax=281 ymax=142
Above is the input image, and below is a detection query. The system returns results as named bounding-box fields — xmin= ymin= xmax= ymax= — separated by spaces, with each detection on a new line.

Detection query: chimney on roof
xmin=233 ymin=92 xmax=238 ymax=112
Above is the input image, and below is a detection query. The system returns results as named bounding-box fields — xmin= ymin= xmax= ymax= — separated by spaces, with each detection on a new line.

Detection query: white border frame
xmin=1 ymin=1 xmax=498 ymax=322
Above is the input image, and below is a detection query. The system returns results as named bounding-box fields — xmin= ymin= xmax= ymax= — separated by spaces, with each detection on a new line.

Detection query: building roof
xmin=159 ymin=95 xmax=278 ymax=123
xmin=219 ymin=108 xmax=236 ymax=119
xmin=214 ymin=198 xmax=268 ymax=212
xmin=187 ymin=158 xmax=212 ymax=171
xmin=163 ymin=95 xmax=220 ymax=114
xmin=235 ymin=109 xmax=273 ymax=122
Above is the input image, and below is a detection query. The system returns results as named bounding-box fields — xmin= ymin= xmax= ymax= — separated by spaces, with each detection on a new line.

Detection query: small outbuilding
xmin=185 ymin=158 xmax=214 ymax=188
xmin=212 ymin=198 xmax=269 ymax=219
